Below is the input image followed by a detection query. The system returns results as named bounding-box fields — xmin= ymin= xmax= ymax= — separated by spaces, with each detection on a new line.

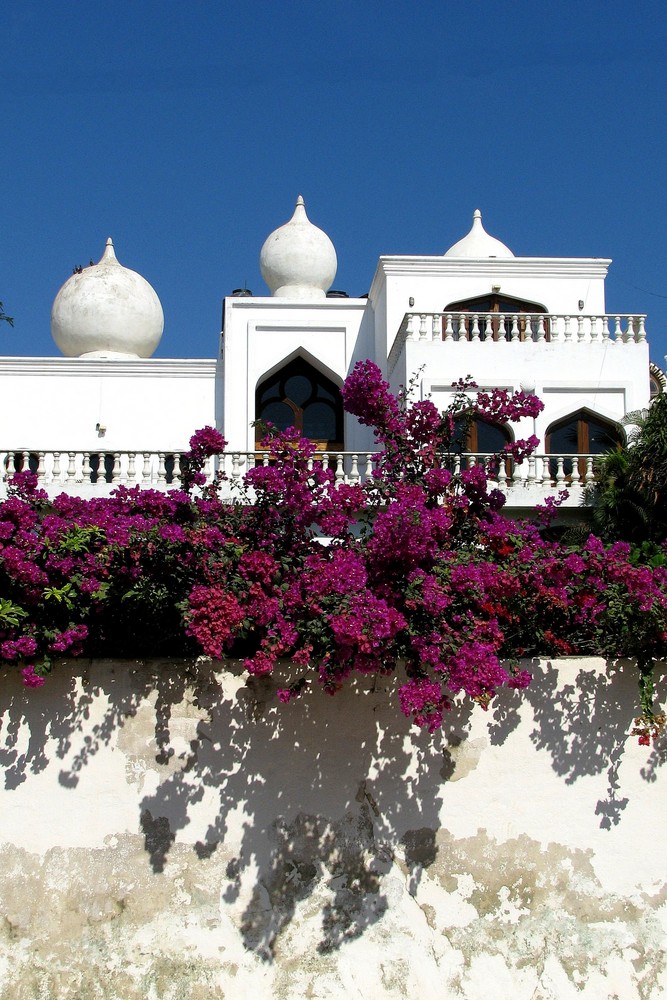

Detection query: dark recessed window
xmin=256 ymin=359 xmax=343 ymax=450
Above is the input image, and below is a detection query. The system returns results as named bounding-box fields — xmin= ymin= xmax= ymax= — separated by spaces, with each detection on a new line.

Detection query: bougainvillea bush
xmin=1 ymin=361 xmax=665 ymax=744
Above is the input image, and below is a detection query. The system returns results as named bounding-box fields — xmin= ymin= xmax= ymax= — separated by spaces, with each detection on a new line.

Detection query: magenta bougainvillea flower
xmin=0 ymin=361 xmax=665 ymax=745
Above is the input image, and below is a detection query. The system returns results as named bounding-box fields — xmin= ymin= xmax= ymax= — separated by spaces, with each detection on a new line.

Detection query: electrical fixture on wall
xmin=492 ymin=284 xmax=501 ymax=293
xmin=96 ymin=423 xmax=107 ymax=437
xmin=409 ymin=297 xmax=414 ymax=307
xmin=578 ymin=300 xmax=585 ymax=310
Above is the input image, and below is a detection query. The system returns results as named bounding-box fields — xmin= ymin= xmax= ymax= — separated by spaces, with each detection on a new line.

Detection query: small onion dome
xmin=260 ymin=195 xmax=337 ymax=300
xmin=51 ymin=238 xmax=164 ymax=359
xmin=444 ymin=209 xmax=514 ymax=259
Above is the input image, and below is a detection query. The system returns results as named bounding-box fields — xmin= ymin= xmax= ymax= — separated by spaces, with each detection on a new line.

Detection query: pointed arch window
xmin=255 ymin=358 xmax=343 ymax=451
xmin=546 ymin=410 xmax=623 ymax=479
xmin=443 ymin=293 xmax=549 ymax=342
xmin=451 ymin=416 xmax=513 ymax=477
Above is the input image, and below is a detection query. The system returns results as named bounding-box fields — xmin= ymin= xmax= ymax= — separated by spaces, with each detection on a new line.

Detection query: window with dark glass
xmin=443 ymin=294 xmax=549 ymax=342
xmin=546 ymin=410 xmax=623 ymax=479
xmin=255 ymin=358 xmax=343 ymax=450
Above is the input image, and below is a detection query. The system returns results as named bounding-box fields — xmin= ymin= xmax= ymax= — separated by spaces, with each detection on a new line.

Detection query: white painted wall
xmin=0 ymin=658 xmax=664 ymax=999
xmin=0 ymin=358 xmax=218 ymax=452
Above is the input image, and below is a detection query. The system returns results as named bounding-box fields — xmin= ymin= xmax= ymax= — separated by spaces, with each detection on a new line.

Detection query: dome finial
xmin=100 ymin=237 xmax=117 ymax=263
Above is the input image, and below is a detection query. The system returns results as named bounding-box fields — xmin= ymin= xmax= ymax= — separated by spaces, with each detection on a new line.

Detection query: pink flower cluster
xmin=1 ymin=360 xmax=665 ymax=747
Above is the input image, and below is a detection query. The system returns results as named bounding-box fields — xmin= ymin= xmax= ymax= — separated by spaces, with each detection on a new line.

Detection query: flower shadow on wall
xmin=0 ymin=656 xmax=664 ymax=962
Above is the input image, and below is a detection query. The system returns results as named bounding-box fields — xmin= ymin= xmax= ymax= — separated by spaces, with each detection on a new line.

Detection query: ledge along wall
xmin=0 ymin=657 xmax=665 ymax=1000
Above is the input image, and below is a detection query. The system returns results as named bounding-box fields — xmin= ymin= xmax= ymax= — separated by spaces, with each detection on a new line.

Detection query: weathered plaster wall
xmin=0 ymin=658 xmax=665 ymax=999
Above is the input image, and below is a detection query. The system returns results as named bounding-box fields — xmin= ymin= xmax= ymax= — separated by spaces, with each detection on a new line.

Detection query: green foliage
xmin=588 ymin=394 xmax=667 ymax=543
xmin=0 ymin=598 xmax=28 ymax=628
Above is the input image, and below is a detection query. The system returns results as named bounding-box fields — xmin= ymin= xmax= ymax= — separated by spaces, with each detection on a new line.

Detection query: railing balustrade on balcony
xmin=0 ymin=448 xmax=599 ymax=506
xmin=388 ymin=311 xmax=647 ymax=373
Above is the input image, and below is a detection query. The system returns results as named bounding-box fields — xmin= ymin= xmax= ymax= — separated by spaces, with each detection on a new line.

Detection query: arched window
xmin=255 ymin=358 xmax=343 ymax=451
xmin=452 ymin=416 xmax=512 ymax=454
xmin=546 ymin=410 xmax=623 ymax=479
xmin=443 ymin=293 xmax=549 ymax=342
xmin=451 ymin=416 xmax=513 ymax=478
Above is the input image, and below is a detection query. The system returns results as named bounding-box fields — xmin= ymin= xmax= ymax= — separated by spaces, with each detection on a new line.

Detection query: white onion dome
xmin=260 ymin=196 xmax=337 ymax=300
xmin=444 ymin=209 xmax=514 ymax=259
xmin=51 ymin=238 xmax=164 ymax=359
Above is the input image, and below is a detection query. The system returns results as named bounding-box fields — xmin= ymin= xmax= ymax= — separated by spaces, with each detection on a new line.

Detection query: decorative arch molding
xmin=543 ymin=403 xmax=627 ymax=445
xmin=255 ymin=347 xmax=344 ymax=394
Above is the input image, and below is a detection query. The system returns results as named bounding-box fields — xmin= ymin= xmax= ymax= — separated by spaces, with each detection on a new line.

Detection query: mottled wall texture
xmin=0 ymin=658 xmax=665 ymax=1000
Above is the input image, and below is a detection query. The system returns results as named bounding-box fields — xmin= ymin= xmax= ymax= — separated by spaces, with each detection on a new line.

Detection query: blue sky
xmin=1 ymin=1 xmax=666 ymax=365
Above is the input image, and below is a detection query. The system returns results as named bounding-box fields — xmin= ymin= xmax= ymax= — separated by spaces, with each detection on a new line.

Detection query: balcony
xmin=389 ymin=311 xmax=647 ymax=373
xmin=0 ymin=448 xmax=599 ymax=509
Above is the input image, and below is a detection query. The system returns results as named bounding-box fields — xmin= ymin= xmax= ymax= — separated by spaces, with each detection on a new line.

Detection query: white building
xmin=0 ymin=200 xmax=655 ymax=514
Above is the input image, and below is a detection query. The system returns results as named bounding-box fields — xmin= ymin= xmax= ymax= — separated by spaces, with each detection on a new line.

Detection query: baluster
xmin=36 ymin=452 xmax=45 ymax=484
xmin=335 ymin=454 xmax=345 ymax=482
xmin=454 ymin=455 xmax=461 ymax=476
xmin=430 ymin=314 xmax=439 ymax=341
xmin=172 ymin=454 xmax=182 ymax=484
xmin=550 ymin=315 xmax=559 ymax=342
xmin=443 ymin=313 xmax=454 ymax=342
xmin=350 ymin=453 xmax=360 ymax=483
xmin=118 ymin=453 xmax=128 ymax=485
xmin=564 ymin=316 xmax=572 ymax=342
xmin=419 ymin=314 xmax=428 ymax=340
xmin=67 ymin=452 xmax=76 ymax=483
xmin=526 ymin=455 xmax=536 ymax=486
xmin=52 ymin=452 xmax=61 ymax=483
xmin=497 ymin=459 xmax=507 ymax=487
xmin=570 ymin=456 xmax=581 ymax=487
xmin=589 ymin=316 xmax=598 ymax=341
xmin=112 ymin=453 xmax=121 ymax=484
xmin=484 ymin=313 xmax=493 ymax=341
xmin=157 ymin=453 xmax=166 ymax=484
xmin=231 ymin=453 xmax=241 ymax=481
xmin=614 ymin=316 xmax=622 ymax=343
xmin=511 ymin=315 xmax=520 ymax=342
xmin=536 ymin=315 xmax=546 ymax=342
xmin=127 ymin=452 xmax=136 ymax=483
xmin=457 ymin=313 xmax=467 ymax=342
xmin=142 ymin=452 xmax=151 ymax=484
xmin=408 ymin=314 xmax=418 ymax=341
xmin=555 ymin=457 xmax=566 ymax=486
xmin=497 ymin=315 xmax=507 ymax=342
xmin=82 ymin=452 xmax=91 ymax=484
xmin=601 ymin=316 xmax=610 ymax=342
xmin=470 ymin=314 xmax=480 ymax=342
xmin=577 ymin=316 xmax=586 ymax=342
xmin=364 ymin=453 xmax=374 ymax=483
xmin=637 ymin=316 xmax=646 ymax=342
xmin=585 ymin=456 xmax=595 ymax=485
xmin=512 ymin=459 xmax=523 ymax=486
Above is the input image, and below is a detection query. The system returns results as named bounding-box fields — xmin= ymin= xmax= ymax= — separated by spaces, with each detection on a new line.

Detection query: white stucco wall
xmin=221 ymin=296 xmax=372 ymax=452
xmin=1 ymin=657 xmax=665 ymax=999
xmin=0 ymin=358 xmax=219 ymax=453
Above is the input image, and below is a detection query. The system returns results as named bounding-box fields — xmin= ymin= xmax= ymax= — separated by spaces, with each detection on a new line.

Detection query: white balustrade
xmin=0 ymin=448 xmax=605 ymax=508
xmin=397 ymin=311 xmax=647 ymax=347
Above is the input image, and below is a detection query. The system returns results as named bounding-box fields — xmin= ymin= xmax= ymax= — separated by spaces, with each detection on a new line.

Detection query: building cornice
xmin=369 ymin=256 xmax=612 ymax=301
xmin=0 ymin=357 xmax=219 ymax=378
